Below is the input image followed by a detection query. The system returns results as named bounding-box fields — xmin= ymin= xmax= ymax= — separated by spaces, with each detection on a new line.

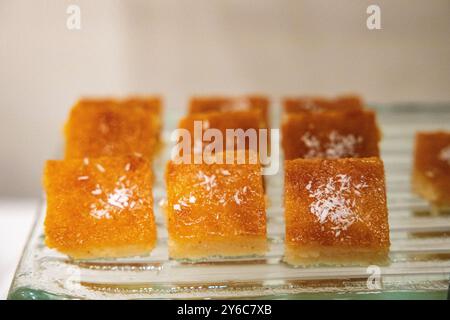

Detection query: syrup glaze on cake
xmin=165 ymin=151 xmax=267 ymax=259
xmin=284 ymin=157 xmax=390 ymax=266
xmin=283 ymin=95 xmax=363 ymax=114
xmin=189 ymin=95 xmax=269 ymax=127
xmin=281 ymin=109 xmax=380 ymax=160
xmin=64 ymin=97 xmax=162 ymax=159
xmin=413 ymin=131 xmax=450 ymax=207
xmin=44 ymin=155 xmax=157 ymax=259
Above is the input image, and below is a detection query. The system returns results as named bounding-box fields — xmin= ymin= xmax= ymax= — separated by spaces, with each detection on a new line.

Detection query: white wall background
xmin=1 ymin=0 xmax=449 ymax=198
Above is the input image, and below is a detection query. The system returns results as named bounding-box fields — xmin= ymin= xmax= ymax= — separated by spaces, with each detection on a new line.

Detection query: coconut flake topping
xmin=302 ymin=131 xmax=363 ymax=159
xmin=306 ymin=174 xmax=367 ymax=237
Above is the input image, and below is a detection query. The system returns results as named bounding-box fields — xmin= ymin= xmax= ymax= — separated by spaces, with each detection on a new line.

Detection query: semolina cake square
xmin=284 ymin=157 xmax=390 ymax=266
xmin=189 ymin=95 xmax=270 ymax=127
xmin=281 ymin=109 xmax=380 ymax=160
xmin=43 ymin=155 xmax=157 ymax=259
xmin=283 ymin=95 xmax=363 ymax=114
xmin=412 ymin=131 xmax=450 ymax=207
xmin=64 ymin=97 xmax=162 ymax=159
xmin=178 ymin=110 xmax=265 ymax=155
xmin=165 ymin=151 xmax=267 ymax=260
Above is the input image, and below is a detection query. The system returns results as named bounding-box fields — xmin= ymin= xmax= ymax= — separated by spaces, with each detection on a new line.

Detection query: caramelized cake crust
xmin=413 ymin=131 xmax=450 ymax=207
xmin=44 ymin=155 xmax=157 ymax=259
xmin=165 ymin=151 xmax=267 ymax=259
xmin=65 ymin=97 xmax=162 ymax=159
xmin=283 ymin=95 xmax=363 ymax=114
xmin=189 ymin=95 xmax=269 ymax=127
xmin=281 ymin=109 xmax=380 ymax=160
xmin=284 ymin=157 xmax=390 ymax=266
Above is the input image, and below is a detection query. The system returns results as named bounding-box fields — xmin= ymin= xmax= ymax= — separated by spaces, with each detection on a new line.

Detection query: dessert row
xmin=43 ymin=95 xmax=450 ymax=266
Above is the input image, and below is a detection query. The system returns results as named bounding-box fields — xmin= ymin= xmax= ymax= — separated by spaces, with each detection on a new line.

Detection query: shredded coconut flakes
xmin=89 ymin=179 xmax=137 ymax=220
xmin=306 ymin=174 xmax=367 ymax=237
xmin=96 ymin=164 xmax=106 ymax=173
xmin=196 ymin=171 xmax=217 ymax=191
xmin=301 ymin=130 xmax=363 ymax=159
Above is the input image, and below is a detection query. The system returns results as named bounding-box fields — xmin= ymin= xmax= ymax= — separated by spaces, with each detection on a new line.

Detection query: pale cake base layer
xmin=413 ymin=172 xmax=450 ymax=209
xmin=169 ymin=237 xmax=267 ymax=260
xmin=413 ymin=172 xmax=439 ymax=203
xmin=284 ymin=245 xmax=389 ymax=267
xmin=53 ymin=243 xmax=156 ymax=260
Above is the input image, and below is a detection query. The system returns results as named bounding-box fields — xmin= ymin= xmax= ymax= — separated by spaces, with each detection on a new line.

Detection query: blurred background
xmin=1 ymin=0 xmax=450 ymax=198
xmin=0 ymin=0 xmax=449 ymax=297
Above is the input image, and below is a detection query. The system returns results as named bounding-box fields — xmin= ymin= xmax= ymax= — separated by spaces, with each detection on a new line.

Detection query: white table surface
xmin=0 ymin=199 xmax=37 ymax=300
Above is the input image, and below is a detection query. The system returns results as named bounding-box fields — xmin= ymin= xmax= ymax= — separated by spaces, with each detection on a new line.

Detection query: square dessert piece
xmin=165 ymin=151 xmax=267 ymax=259
xmin=283 ymin=95 xmax=363 ymax=114
xmin=413 ymin=131 xmax=450 ymax=207
xmin=189 ymin=95 xmax=270 ymax=127
xmin=178 ymin=110 xmax=265 ymax=155
xmin=43 ymin=155 xmax=157 ymax=259
xmin=281 ymin=109 xmax=380 ymax=160
xmin=284 ymin=157 xmax=390 ymax=266
xmin=64 ymin=97 xmax=162 ymax=159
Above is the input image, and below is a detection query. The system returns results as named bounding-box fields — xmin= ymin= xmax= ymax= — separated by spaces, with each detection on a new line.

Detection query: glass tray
xmin=8 ymin=102 xmax=450 ymax=300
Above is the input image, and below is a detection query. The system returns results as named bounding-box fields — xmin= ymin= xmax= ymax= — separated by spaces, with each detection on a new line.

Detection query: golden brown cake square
xmin=189 ymin=95 xmax=270 ymax=127
xmin=283 ymin=95 xmax=363 ymax=114
xmin=413 ymin=131 xmax=450 ymax=207
xmin=43 ymin=155 xmax=157 ymax=259
xmin=165 ymin=151 xmax=267 ymax=260
xmin=64 ymin=97 xmax=162 ymax=159
xmin=281 ymin=109 xmax=380 ymax=160
xmin=284 ymin=157 xmax=390 ymax=266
